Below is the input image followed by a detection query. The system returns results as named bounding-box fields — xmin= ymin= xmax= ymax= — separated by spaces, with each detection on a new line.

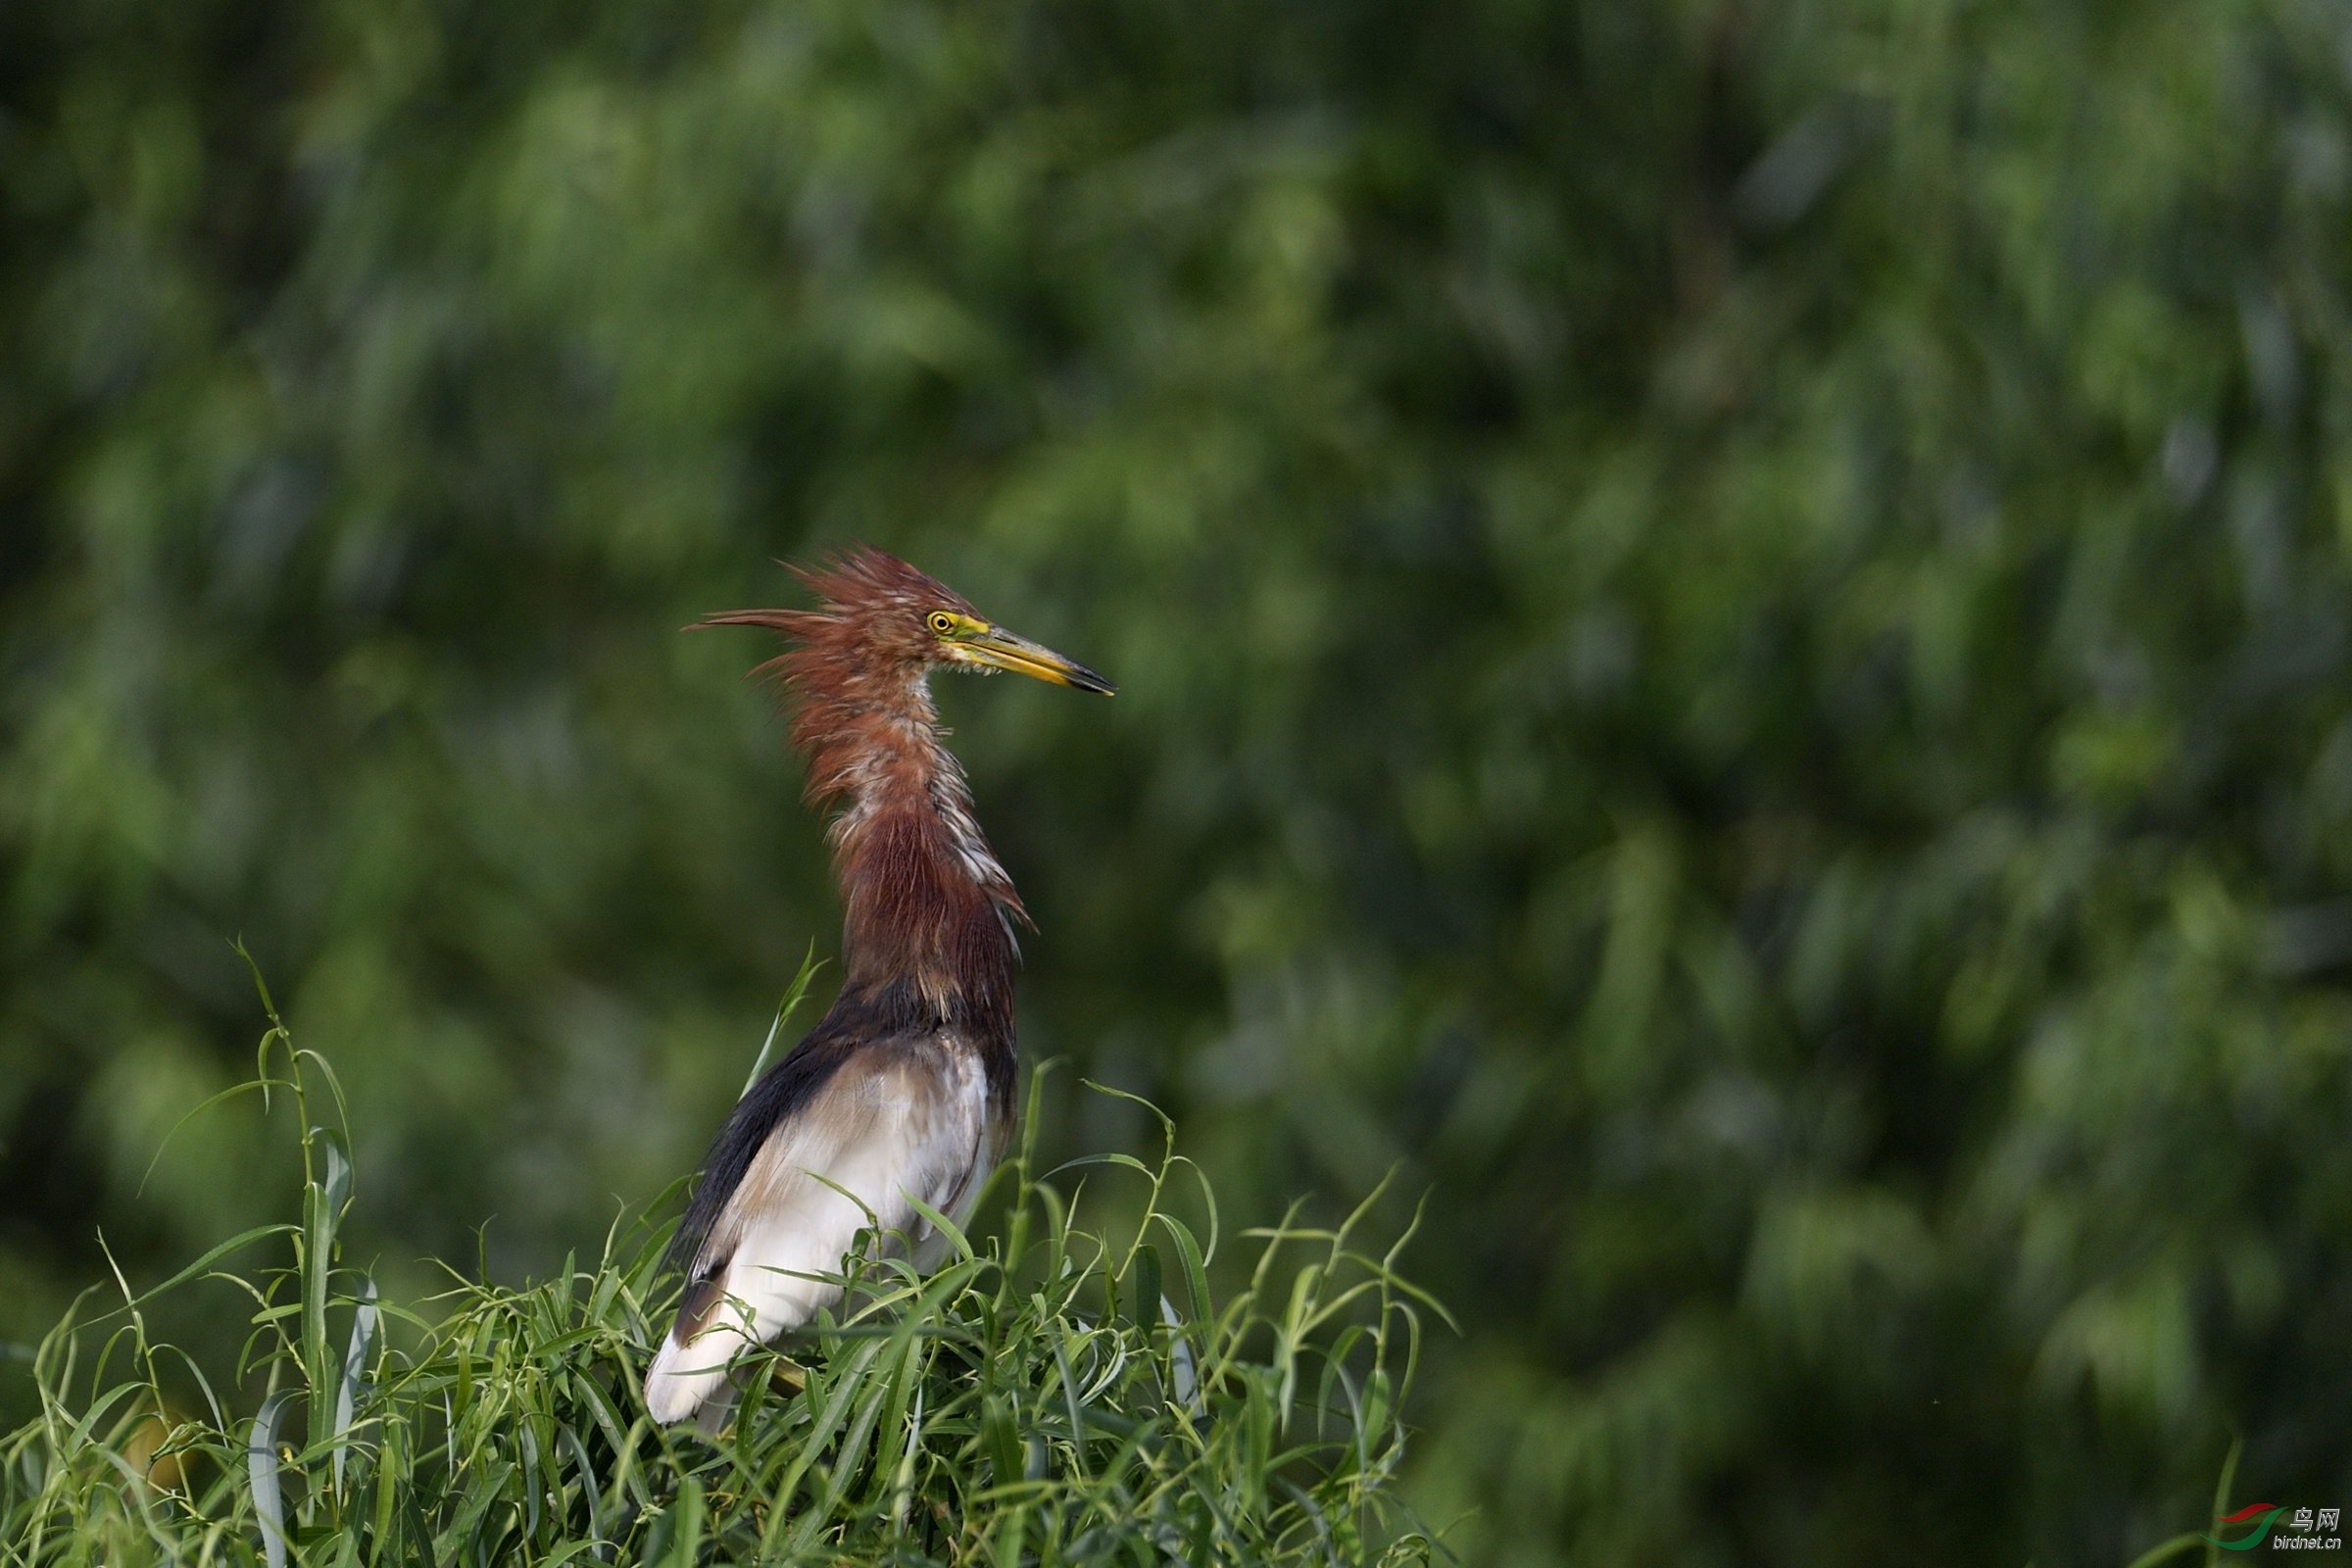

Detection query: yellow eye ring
xmin=927 ymin=611 xmax=957 ymax=636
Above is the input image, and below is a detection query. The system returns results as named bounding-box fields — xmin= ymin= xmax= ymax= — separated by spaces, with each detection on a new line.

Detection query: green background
xmin=5 ymin=0 xmax=2350 ymax=1560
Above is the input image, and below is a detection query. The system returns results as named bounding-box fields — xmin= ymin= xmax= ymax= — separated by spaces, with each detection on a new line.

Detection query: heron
xmin=643 ymin=546 xmax=1114 ymax=1427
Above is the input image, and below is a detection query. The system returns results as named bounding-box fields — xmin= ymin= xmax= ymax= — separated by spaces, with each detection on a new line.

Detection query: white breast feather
xmin=643 ymin=1045 xmax=991 ymax=1425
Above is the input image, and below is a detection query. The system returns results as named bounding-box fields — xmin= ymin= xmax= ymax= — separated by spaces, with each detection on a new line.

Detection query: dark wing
xmin=662 ymin=1022 xmax=859 ymax=1279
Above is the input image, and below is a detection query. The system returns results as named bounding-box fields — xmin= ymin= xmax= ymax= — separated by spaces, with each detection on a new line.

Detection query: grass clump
xmin=0 ymin=974 xmax=1447 ymax=1565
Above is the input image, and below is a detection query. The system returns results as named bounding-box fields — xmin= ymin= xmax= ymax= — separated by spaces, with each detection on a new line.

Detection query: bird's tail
xmin=643 ymin=1335 xmax=734 ymax=1426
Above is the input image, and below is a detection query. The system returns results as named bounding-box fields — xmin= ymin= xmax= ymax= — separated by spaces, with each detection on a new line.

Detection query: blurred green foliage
xmin=4 ymin=0 xmax=2351 ymax=1562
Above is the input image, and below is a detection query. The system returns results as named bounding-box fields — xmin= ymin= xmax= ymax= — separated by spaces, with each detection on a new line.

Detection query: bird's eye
xmin=927 ymin=611 xmax=957 ymax=636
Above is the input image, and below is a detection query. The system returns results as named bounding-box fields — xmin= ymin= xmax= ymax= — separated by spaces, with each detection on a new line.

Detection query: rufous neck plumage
xmin=698 ymin=545 xmax=1109 ymax=1050
xmin=791 ymin=661 xmax=1024 ymax=1029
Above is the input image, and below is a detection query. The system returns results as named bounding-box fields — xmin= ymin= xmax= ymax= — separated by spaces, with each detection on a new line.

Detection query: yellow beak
xmin=962 ymin=625 xmax=1116 ymax=695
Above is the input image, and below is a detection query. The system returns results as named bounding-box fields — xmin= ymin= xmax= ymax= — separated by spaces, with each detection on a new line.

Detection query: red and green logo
xmin=2203 ymin=1503 xmax=2285 ymax=1551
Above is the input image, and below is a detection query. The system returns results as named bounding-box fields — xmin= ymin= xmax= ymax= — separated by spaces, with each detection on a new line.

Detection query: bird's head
xmin=699 ymin=546 xmax=1115 ymax=698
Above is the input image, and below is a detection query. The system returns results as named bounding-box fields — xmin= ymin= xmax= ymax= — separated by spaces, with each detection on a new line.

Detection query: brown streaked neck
xmin=807 ymin=672 xmax=1023 ymax=1024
